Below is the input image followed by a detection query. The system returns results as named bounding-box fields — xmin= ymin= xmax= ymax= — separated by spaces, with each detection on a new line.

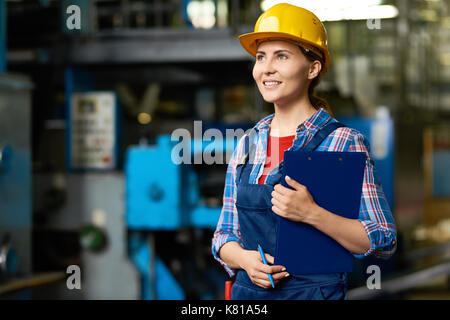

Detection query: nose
xmin=263 ymin=57 xmax=276 ymax=75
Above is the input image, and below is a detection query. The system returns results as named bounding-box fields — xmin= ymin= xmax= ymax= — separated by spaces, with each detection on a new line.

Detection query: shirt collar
xmin=253 ymin=107 xmax=332 ymax=135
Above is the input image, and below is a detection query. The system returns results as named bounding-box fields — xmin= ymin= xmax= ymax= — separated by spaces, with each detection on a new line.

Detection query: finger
xmin=271 ymin=189 xmax=289 ymax=203
xmin=253 ymin=269 xmax=288 ymax=287
xmin=252 ymin=271 xmax=274 ymax=286
xmin=271 ymin=204 xmax=285 ymax=217
xmin=257 ymin=263 xmax=286 ymax=277
xmin=257 ymin=263 xmax=274 ymax=275
xmin=273 ymin=278 xmax=282 ymax=285
xmin=271 ymin=197 xmax=287 ymax=212
xmin=257 ymin=271 xmax=286 ymax=286
xmin=285 ymin=175 xmax=305 ymax=191
xmin=254 ymin=278 xmax=272 ymax=289
xmin=265 ymin=253 xmax=274 ymax=264
xmin=268 ymin=265 xmax=287 ymax=274
xmin=273 ymin=183 xmax=293 ymax=196
xmin=272 ymin=271 xmax=290 ymax=281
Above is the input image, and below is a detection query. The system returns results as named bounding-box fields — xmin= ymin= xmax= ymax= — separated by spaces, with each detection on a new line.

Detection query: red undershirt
xmin=258 ymin=134 xmax=295 ymax=184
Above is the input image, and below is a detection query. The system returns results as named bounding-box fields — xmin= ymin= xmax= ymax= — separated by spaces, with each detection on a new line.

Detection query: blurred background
xmin=0 ymin=0 xmax=449 ymax=300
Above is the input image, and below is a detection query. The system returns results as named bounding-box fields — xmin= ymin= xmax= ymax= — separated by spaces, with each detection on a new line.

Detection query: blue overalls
xmin=231 ymin=122 xmax=348 ymax=300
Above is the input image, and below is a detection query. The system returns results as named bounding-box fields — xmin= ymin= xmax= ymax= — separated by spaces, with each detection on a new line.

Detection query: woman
xmin=211 ymin=3 xmax=397 ymax=300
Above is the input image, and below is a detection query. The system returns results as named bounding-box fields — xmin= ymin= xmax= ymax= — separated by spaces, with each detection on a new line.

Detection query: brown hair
xmin=298 ymin=46 xmax=334 ymax=118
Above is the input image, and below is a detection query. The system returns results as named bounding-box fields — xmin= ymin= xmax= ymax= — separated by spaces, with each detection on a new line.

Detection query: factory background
xmin=0 ymin=0 xmax=449 ymax=300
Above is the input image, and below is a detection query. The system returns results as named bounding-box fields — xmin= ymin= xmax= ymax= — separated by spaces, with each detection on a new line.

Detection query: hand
xmin=271 ymin=175 xmax=319 ymax=223
xmin=240 ymin=250 xmax=289 ymax=289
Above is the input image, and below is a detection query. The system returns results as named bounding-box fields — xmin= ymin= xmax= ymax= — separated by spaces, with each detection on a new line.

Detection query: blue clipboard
xmin=274 ymin=151 xmax=366 ymax=274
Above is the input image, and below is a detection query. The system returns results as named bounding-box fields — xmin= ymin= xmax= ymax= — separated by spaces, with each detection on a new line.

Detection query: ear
xmin=308 ymin=60 xmax=322 ymax=79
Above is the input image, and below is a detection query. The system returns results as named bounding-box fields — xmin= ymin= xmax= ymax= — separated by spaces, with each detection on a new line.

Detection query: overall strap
xmin=302 ymin=121 xmax=347 ymax=152
xmin=236 ymin=132 xmax=257 ymax=184
xmin=237 ymin=122 xmax=346 ymax=183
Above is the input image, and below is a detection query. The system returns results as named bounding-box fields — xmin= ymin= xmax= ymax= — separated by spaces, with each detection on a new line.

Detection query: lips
xmin=263 ymin=80 xmax=282 ymax=88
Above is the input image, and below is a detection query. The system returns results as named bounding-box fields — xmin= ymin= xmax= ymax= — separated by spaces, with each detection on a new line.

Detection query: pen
xmin=257 ymin=244 xmax=275 ymax=288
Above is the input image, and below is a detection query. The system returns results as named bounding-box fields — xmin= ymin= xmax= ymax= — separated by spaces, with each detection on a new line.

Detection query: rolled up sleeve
xmin=211 ymin=136 xmax=246 ymax=277
xmin=349 ymin=132 xmax=397 ymax=259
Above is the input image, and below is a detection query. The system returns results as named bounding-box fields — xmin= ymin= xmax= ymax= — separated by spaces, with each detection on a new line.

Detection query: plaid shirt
xmin=212 ymin=108 xmax=397 ymax=277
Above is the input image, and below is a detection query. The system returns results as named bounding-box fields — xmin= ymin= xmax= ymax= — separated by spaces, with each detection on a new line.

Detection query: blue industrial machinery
xmin=126 ymin=135 xmax=238 ymax=230
xmin=0 ymin=73 xmax=34 ymax=285
xmin=125 ymin=134 xmax=241 ymax=299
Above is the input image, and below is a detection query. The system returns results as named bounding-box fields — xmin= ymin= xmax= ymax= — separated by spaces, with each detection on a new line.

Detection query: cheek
xmin=252 ymin=64 xmax=261 ymax=82
xmin=283 ymin=65 xmax=308 ymax=87
xmin=284 ymin=63 xmax=304 ymax=77
xmin=300 ymin=63 xmax=312 ymax=80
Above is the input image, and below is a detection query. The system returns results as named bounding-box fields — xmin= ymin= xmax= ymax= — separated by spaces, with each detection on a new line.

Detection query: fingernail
xmin=285 ymin=273 xmax=290 ymax=277
xmin=281 ymin=267 xmax=286 ymax=271
xmin=285 ymin=175 xmax=291 ymax=180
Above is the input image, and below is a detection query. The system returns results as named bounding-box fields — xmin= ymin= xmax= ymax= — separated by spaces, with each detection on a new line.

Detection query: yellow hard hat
xmin=238 ymin=3 xmax=330 ymax=75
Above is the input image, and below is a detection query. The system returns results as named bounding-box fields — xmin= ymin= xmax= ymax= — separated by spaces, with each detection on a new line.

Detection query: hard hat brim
xmin=238 ymin=31 xmax=330 ymax=75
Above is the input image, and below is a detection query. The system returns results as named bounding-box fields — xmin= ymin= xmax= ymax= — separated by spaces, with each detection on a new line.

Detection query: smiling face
xmin=252 ymin=40 xmax=321 ymax=106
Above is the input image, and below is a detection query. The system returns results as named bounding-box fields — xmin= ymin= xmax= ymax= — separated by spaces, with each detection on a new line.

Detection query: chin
xmin=261 ymin=93 xmax=280 ymax=103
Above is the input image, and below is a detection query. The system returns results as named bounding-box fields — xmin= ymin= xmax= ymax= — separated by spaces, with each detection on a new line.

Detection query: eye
xmin=256 ymin=55 xmax=265 ymax=61
xmin=278 ymin=54 xmax=288 ymax=60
